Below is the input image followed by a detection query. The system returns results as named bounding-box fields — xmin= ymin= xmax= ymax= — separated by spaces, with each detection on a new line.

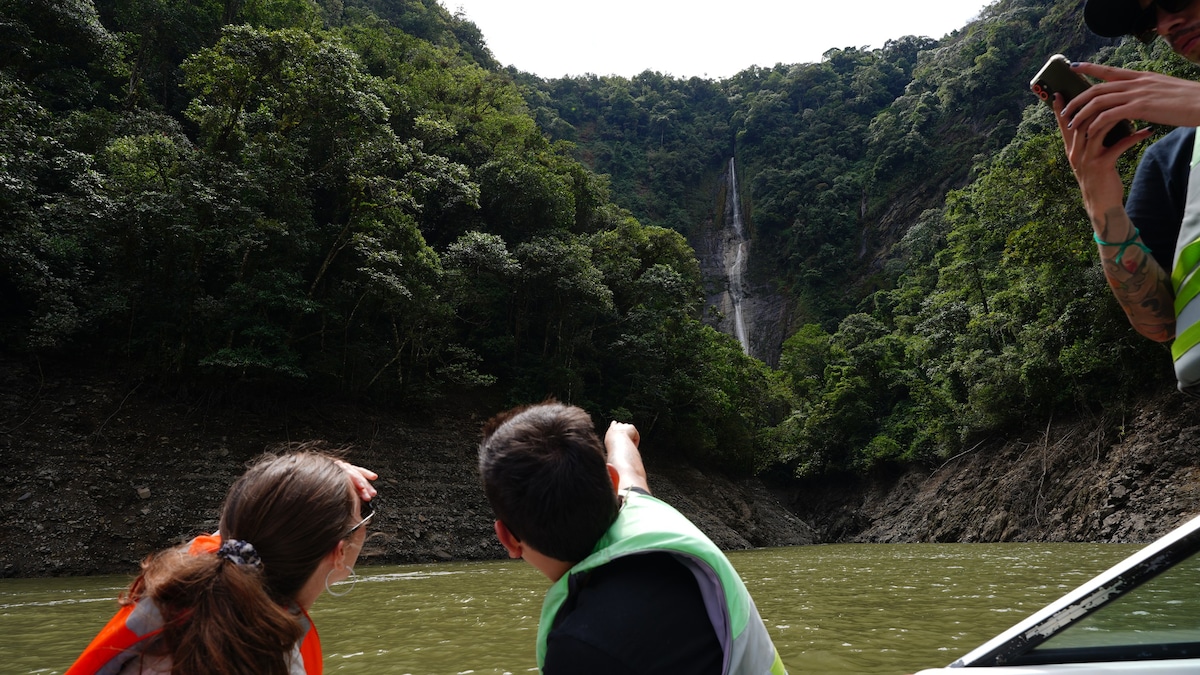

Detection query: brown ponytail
xmin=123 ymin=449 xmax=356 ymax=675
xmin=137 ymin=551 xmax=301 ymax=675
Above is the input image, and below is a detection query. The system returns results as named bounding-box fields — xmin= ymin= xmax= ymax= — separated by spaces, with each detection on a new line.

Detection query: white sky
xmin=441 ymin=0 xmax=997 ymax=80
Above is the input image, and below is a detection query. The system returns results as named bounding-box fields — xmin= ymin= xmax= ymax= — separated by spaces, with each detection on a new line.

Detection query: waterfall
xmin=725 ymin=158 xmax=750 ymax=354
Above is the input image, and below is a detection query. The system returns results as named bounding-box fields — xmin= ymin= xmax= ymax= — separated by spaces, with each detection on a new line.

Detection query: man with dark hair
xmin=1058 ymin=0 xmax=1200 ymax=391
xmin=478 ymin=401 xmax=787 ymax=675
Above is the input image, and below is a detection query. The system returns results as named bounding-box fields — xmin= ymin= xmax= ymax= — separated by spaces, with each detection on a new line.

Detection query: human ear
xmin=607 ymin=464 xmax=620 ymax=494
xmin=494 ymin=520 xmax=523 ymax=559
xmin=329 ymin=539 xmax=349 ymax=568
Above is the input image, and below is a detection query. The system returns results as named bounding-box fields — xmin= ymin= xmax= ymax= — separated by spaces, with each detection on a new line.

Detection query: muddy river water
xmin=1 ymin=542 xmax=1137 ymax=674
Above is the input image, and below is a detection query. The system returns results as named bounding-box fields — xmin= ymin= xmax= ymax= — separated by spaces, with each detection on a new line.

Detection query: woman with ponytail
xmin=66 ymin=447 xmax=377 ymax=675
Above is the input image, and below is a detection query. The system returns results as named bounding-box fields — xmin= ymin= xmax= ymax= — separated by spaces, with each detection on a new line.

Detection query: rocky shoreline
xmin=4 ymin=355 xmax=1200 ymax=579
xmin=783 ymin=388 xmax=1200 ymax=546
xmin=0 ymin=357 xmax=813 ymax=578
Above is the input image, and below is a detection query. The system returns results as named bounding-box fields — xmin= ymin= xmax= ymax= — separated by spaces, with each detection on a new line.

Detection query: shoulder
xmin=1129 ymin=127 xmax=1195 ymax=266
xmin=1139 ymin=126 xmax=1194 ymax=169
xmin=117 ymin=651 xmax=172 ymax=675
xmin=1152 ymin=126 xmax=1194 ymax=153
xmin=1132 ymin=127 xmax=1193 ymax=197
xmin=572 ymin=550 xmax=701 ymax=602
xmin=545 ymin=553 xmax=722 ymax=675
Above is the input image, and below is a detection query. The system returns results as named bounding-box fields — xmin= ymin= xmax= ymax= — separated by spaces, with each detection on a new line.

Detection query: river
xmin=1 ymin=542 xmax=1137 ymax=674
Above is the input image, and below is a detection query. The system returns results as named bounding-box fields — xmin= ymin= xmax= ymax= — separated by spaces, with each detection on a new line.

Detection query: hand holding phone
xmin=1030 ymin=54 xmax=1134 ymax=147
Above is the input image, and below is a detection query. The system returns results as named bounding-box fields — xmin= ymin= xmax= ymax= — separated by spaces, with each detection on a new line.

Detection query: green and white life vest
xmin=1171 ymin=130 xmax=1200 ymax=394
xmin=535 ymin=491 xmax=787 ymax=675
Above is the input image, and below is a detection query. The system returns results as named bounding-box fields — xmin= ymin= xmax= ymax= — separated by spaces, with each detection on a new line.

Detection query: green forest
xmin=2 ymin=0 xmax=1195 ymax=477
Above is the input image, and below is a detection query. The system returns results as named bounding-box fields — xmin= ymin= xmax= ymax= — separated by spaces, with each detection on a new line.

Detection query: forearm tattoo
xmin=1096 ymin=208 xmax=1176 ymax=342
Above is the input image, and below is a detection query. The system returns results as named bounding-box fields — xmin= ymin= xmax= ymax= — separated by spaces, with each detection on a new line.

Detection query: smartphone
xmin=1030 ymin=54 xmax=1134 ymax=147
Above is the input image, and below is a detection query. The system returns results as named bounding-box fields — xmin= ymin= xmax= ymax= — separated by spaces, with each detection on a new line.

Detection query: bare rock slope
xmin=783 ymin=390 xmax=1200 ymax=545
xmin=0 ymin=357 xmax=812 ymax=578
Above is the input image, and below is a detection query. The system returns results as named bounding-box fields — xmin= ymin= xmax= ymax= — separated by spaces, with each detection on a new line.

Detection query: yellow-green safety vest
xmin=1171 ymin=129 xmax=1200 ymax=394
xmin=536 ymin=491 xmax=788 ymax=675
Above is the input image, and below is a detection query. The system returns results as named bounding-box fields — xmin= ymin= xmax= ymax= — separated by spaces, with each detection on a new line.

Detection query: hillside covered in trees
xmin=508 ymin=0 xmax=1200 ymax=474
xmin=2 ymin=0 xmax=1196 ymax=483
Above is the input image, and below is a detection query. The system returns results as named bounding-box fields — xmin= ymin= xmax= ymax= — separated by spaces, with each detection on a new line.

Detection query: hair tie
xmin=217 ymin=539 xmax=263 ymax=569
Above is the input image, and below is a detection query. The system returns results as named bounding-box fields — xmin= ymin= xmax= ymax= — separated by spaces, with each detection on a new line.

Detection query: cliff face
xmin=0 ymin=357 xmax=811 ymax=578
xmin=781 ymin=389 xmax=1200 ymax=545
xmin=4 ymin=353 xmax=1197 ymax=580
xmin=692 ymin=160 xmax=790 ymax=367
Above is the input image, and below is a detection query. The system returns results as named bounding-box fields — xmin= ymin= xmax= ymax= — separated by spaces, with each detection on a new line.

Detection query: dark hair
xmin=125 ymin=449 xmax=357 ymax=675
xmin=478 ymin=401 xmax=618 ymax=562
xmin=220 ymin=449 xmax=355 ymax=601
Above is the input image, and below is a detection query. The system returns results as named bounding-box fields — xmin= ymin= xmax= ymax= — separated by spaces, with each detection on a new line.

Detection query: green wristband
xmin=1093 ymin=228 xmax=1153 ymax=266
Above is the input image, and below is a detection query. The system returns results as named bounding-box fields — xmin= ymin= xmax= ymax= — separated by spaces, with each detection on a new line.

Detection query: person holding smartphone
xmin=1059 ymin=0 xmax=1200 ymax=391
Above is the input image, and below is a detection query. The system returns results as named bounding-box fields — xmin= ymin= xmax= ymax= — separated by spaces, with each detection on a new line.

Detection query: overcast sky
xmin=439 ymin=0 xmax=998 ymax=80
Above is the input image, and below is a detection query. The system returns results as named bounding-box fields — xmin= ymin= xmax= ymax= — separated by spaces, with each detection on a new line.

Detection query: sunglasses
xmin=347 ymin=498 xmax=375 ymax=536
xmin=1135 ymin=0 xmax=1196 ymax=41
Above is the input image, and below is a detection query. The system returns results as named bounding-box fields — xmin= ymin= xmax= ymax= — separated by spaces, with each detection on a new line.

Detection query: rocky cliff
xmin=782 ymin=388 xmax=1200 ymax=545
xmin=4 ymin=354 xmax=1198 ymax=580
xmin=0 ymin=356 xmax=812 ymax=578
xmin=692 ymin=160 xmax=791 ymax=367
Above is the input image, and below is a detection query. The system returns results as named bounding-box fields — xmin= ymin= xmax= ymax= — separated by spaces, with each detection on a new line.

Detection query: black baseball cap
xmin=1083 ymin=0 xmax=1147 ymax=37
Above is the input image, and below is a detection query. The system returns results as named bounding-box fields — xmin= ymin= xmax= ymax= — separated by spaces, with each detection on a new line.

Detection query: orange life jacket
xmin=65 ymin=534 xmax=322 ymax=675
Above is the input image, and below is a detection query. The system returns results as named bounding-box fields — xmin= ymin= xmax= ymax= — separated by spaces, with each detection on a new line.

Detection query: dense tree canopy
xmin=0 ymin=0 xmax=786 ymax=469
xmin=515 ymin=0 xmax=1193 ymax=475
xmin=3 ymin=0 xmax=1194 ymax=476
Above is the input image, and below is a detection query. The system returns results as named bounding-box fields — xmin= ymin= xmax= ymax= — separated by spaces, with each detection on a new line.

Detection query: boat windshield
xmin=1012 ymin=548 xmax=1200 ymax=665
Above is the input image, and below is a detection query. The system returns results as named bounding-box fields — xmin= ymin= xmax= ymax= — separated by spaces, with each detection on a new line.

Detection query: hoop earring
xmin=325 ymin=566 xmax=357 ymax=597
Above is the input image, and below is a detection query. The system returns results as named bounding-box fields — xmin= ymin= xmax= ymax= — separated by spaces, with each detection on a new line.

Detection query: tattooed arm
xmin=1052 ymin=87 xmax=1176 ymax=342
xmin=1093 ymin=207 xmax=1176 ymax=342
